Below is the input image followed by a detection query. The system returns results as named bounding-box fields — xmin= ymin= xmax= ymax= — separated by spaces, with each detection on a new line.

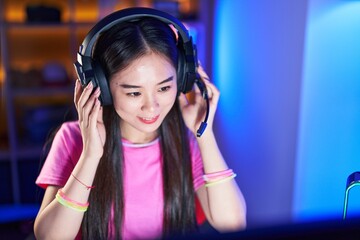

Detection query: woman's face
xmin=109 ymin=52 xmax=178 ymax=143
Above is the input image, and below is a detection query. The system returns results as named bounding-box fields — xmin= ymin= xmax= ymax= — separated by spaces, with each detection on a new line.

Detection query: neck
xmin=120 ymin=128 xmax=158 ymax=144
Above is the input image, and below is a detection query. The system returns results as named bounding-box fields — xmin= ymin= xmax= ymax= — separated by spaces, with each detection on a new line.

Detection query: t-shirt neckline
xmin=121 ymin=138 xmax=160 ymax=148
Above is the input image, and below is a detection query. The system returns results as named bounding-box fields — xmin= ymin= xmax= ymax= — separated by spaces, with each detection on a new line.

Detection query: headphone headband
xmin=80 ymin=7 xmax=191 ymax=57
xmin=74 ymin=7 xmax=209 ymax=137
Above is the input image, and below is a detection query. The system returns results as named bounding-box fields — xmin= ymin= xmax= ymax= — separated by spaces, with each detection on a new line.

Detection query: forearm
xmin=197 ymin=130 xmax=247 ymax=231
xmin=34 ymin=198 xmax=85 ymax=239
xmin=34 ymin=154 xmax=99 ymax=239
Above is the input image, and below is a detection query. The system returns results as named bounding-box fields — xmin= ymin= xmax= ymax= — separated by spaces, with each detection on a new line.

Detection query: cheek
xmin=112 ymin=93 xmax=136 ymax=115
xmin=163 ymin=89 xmax=178 ymax=107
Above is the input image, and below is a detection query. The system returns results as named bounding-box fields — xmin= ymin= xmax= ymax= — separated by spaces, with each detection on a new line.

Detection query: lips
xmin=138 ymin=115 xmax=160 ymax=124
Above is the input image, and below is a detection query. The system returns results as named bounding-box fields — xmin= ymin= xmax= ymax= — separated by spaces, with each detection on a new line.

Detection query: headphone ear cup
xmin=74 ymin=54 xmax=112 ymax=105
xmin=177 ymin=38 xmax=199 ymax=94
xmin=177 ymin=46 xmax=186 ymax=93
xmin=93 ymin=61 xmax=113 ymax=106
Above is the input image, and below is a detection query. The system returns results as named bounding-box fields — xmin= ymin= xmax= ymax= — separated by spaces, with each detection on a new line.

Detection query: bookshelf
xmin=0 ymin=0 xmax=203 ymax=222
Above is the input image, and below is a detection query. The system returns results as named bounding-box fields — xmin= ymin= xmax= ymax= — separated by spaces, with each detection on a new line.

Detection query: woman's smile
xmin=110 ymin=52 xmax=178 ymax=143
xmin=138 ymin=115 xmax=160 ymax=124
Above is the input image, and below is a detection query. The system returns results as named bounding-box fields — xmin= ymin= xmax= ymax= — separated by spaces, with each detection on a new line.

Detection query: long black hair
xmin=82 ymin=17 xmax=197 ymax=239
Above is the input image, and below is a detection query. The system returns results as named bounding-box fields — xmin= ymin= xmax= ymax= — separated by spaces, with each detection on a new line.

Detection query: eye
xmin=126 ymin=92 xmax=141 ymax=97
xmin=159 ymin=86 xmax=171 ymax=92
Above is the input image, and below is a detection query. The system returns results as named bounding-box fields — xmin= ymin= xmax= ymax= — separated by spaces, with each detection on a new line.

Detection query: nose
xmin=141 ymin=93 xmax=159 ymax=112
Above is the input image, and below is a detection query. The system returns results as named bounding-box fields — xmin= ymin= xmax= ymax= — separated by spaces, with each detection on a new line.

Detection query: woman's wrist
xmin=196 ymin=128 xmax=215 ymax=145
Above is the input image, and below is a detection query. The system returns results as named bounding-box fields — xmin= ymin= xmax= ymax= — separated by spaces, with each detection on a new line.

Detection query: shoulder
xmin=59 ymin=120 xmax=80 ymax=134
xmin=50 ymin=121 xmax=82 ymax=165
xmin=36 ymin=121 xmax=81 ymax=188
xmin=55 ymin=121 xmax=81 ymax=139
xmin=51 ymin=121 xmax=82 ymax=149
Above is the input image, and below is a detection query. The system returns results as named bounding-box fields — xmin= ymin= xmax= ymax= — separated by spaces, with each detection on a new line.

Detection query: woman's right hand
xmin=74 ymin=80 xmax=106 ymax=160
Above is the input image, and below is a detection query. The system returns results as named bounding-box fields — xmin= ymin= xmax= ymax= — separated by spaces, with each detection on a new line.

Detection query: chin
xmin=135 ymin=122 xmax=162 ymax=134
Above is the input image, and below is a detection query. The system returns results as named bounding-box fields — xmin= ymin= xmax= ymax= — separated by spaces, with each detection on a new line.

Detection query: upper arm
xmin=196 ymin=185 xmax=215 ymax=226
xmin=37 ymin=185 xmax=61 ymax=216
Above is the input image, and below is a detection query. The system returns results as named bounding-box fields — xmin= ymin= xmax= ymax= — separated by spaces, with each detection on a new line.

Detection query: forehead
xmin=111 ymin=53 xmax=176 ymax=84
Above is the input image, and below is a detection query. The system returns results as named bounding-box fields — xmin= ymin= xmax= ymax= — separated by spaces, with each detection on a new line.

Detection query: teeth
xmin=142 ymin=117 xmax=155 ymax=120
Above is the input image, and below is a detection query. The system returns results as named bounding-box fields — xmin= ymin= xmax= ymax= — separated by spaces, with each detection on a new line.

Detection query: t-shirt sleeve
xmin=35 ymin=121 xmax=83 ymax=189
xmin=189 ymin=133 xmax=205 ymax=191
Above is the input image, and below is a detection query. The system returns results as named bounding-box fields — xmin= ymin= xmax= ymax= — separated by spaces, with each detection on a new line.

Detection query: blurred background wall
xmin=293 ymin=0 xmax=360 ymax=222
xmin=1 ymin=0 xmax=360 ymax=237
xmin=213 ymin=0 xmax=360 ymax=228
xmin=213 ymin=0 xmax=307 ymax=227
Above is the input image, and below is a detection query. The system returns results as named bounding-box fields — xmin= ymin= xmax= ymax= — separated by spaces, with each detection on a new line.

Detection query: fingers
xmin=74 ymin=81 xmax=101 ymax=127
xmin=196 ymin=65 xmax=219 ymax=102
xmin=193 ymin=81 xmax=205 ymax=102
xmin=197 ymin=64 xmax=210 ymax=81
xmin=178 ymin=92 xmax=189 ymax=110
xmin=74 ymin=79 xmax=82 ymax=107
xmin=84 ymin=87 xmax=101 ymax=127
xmin=77 ymin=82 xmax=94 ymax=110
xmin=204 ymin=80 xmax=220 ymax=105
xmin=196 ymin=64 xmax=214 ymax=96
xmin=90 ymin=95 xmax=101 ymax=127
xmin=194 ymin=77 xmax=218 ymax=102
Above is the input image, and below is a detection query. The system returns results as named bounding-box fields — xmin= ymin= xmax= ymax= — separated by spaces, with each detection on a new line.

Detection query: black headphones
xmin=74 ymin=7 xmax=209 ymax=137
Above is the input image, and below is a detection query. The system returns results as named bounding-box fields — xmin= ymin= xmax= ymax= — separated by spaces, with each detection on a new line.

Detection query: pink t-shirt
xmin=36 ymin=121 xmax=205 ymax=239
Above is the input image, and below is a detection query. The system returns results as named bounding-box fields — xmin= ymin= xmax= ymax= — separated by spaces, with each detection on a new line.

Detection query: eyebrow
xmin=119 ymin=76 xmax=174 ymax=89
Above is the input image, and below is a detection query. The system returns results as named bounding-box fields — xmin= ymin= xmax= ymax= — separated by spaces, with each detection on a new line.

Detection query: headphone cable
xmin=195 ymin=79 xmax=209 ymax=137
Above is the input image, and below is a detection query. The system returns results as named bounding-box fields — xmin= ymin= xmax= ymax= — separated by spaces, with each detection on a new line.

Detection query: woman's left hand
xmin=178 ymin=65 xmax=220 ymax=136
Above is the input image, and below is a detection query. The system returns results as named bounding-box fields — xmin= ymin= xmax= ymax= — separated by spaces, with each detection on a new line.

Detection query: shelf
xmin=3 ymin=0 xmax=99 ymax=23
xmin=12 ymin=86 xmax=73 ymax=98
xmin=0 ymin=145 xmax=46 ymax=162
xmin=1 ymin=0 xmax=203 ymax=211
xmin=17 ymin=147 xmax=43 ymax=159
xmin=0 ymin=150 xmax=10 ymax=161
xmin=3 ymin=21 xmax=95 ymax=29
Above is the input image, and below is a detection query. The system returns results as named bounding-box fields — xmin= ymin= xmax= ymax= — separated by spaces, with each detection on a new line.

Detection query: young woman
xmin=34 ymin=11 xmax=246 ymax=240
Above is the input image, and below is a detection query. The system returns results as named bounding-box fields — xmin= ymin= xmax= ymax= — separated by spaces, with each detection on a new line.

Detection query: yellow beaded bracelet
xmin=55 ymin=190 xmax=88 ymax=212
xmin=205 ymin=173 xmax=237 ymax=187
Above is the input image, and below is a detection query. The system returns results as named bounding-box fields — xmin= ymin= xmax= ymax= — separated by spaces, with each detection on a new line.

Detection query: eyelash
xmin=159 ymin=86 xmax=171 ymax=92
xmin=126 ymin=92 xmax=141 ymax=97
xmin=126 ymin=86 xmax=171 ymax=97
